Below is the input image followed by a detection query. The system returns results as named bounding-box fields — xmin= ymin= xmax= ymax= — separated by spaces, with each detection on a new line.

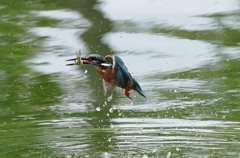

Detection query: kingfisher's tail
xmin=133 ymin=78 xmax=146 ymax=98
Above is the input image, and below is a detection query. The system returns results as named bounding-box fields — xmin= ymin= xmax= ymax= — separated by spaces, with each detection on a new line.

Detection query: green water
xmin=1 ymin=0 xmax=240 ymax=157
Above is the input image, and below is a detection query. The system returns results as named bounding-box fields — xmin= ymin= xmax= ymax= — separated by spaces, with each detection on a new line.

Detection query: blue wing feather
xmin=113 ymin=55 xmax=132 ymax=88
xmin=109 ymin=55 xmax=146 ymax=98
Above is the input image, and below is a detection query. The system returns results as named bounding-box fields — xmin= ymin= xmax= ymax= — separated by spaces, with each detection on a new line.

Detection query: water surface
xmin=1 ymin=0 xmax=240 ymax=157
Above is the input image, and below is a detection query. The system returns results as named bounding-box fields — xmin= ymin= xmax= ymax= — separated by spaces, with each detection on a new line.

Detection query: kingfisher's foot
xmin=124 ymin=90 xmax=132 ymax=99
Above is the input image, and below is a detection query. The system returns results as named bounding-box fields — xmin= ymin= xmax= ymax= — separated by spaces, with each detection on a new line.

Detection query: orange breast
xmin=96 ymin=67 xmax=134 ymax=90
xmin=97 ymin=67 xmax=115 ymax=84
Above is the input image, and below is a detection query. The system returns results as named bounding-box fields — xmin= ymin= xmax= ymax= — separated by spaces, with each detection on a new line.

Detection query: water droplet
xmin=109 ymin=108 xmax=113 ymax=113
xmin=176 ymin=147 xmax=180 ymax=151
xmin=103 ymin=152 xmax=110 ymax=158
xmin=166 ymin=152 xmax=171 ymax=158
xmin=110 ymin=124 xmax=114 ymax=128
xmin=96 ymin=107 xmax=100 ymax=111
xmin=84 ymin=70 xmax=88 ymax=73
xmin=108 ymin=138 xmax=111 ymax=142
xmin=174 ymin=89 xmax=177 ymax=93
xmin=152 ymin=148 xmax=157 ymax=153
xmin=142 ymin=155 xmax=148 ymax=158
xmin=107 ymin=95 xmax=113 ymax=101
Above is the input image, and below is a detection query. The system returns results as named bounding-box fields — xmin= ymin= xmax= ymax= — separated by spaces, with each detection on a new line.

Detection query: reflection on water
xmin=99 ymin=0 xmax=239 ymax=30
xmin=28 ymin=10 xmax=89 ymax=75
xmin=35 ymin=115 xmax=240 ymax=157
xmin=1 ymin=0 xmax=240 ymax=157
xmin=102 ymin=32 xmax=216 ymax=74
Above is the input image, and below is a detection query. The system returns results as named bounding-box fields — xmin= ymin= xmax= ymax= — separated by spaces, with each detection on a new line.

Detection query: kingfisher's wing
xmin=112 ymin=55 xmax=132 ymax=88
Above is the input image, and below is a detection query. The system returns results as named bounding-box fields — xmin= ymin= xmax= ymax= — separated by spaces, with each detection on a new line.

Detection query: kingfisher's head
xmin=66 ymin=54 xmax=111 ymax=67
xmin=81 ymin=54 xmax=111 ymax=67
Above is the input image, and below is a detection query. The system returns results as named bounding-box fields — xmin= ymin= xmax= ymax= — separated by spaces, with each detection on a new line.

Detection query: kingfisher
xmin=67 ymin=54 xmax=146 ymax=99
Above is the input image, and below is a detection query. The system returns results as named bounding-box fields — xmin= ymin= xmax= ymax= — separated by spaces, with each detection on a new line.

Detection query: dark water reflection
xmin=0 ymin=0 xmax=240 ymax=157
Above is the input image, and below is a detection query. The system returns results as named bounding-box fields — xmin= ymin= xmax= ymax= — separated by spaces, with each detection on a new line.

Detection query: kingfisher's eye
xmin=105 ymin=56 xmax=110 ymax=62
xmin=88 ymin=57 xmax=94 ymax=60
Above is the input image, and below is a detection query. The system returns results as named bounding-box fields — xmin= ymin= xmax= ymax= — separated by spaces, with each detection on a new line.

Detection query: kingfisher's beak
xmin=66 ymin=58 xmax=76 ymax=66
xmin=80 ymin=57 xmax=92 ymax=64
xmin=66 ymin=50 xmax=83 ymax=66
xmin=66 ymin=57 xmax=82 ymax=66
xmin=81 ymin=57 xmax=112 ymax=67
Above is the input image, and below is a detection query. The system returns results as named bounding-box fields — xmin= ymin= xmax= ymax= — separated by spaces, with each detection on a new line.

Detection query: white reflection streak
xmin=103 ymin=32 xmax=216 ymax=75
xmin=112 ymin=118 xmax=236 ymax=128
xmin=28 ymin=10 xmax=89 ymax=74
xmin=99 ymin=0 xmax=238 ymax=30
xmin=28 ymin=10 xmax=92 ymax=112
